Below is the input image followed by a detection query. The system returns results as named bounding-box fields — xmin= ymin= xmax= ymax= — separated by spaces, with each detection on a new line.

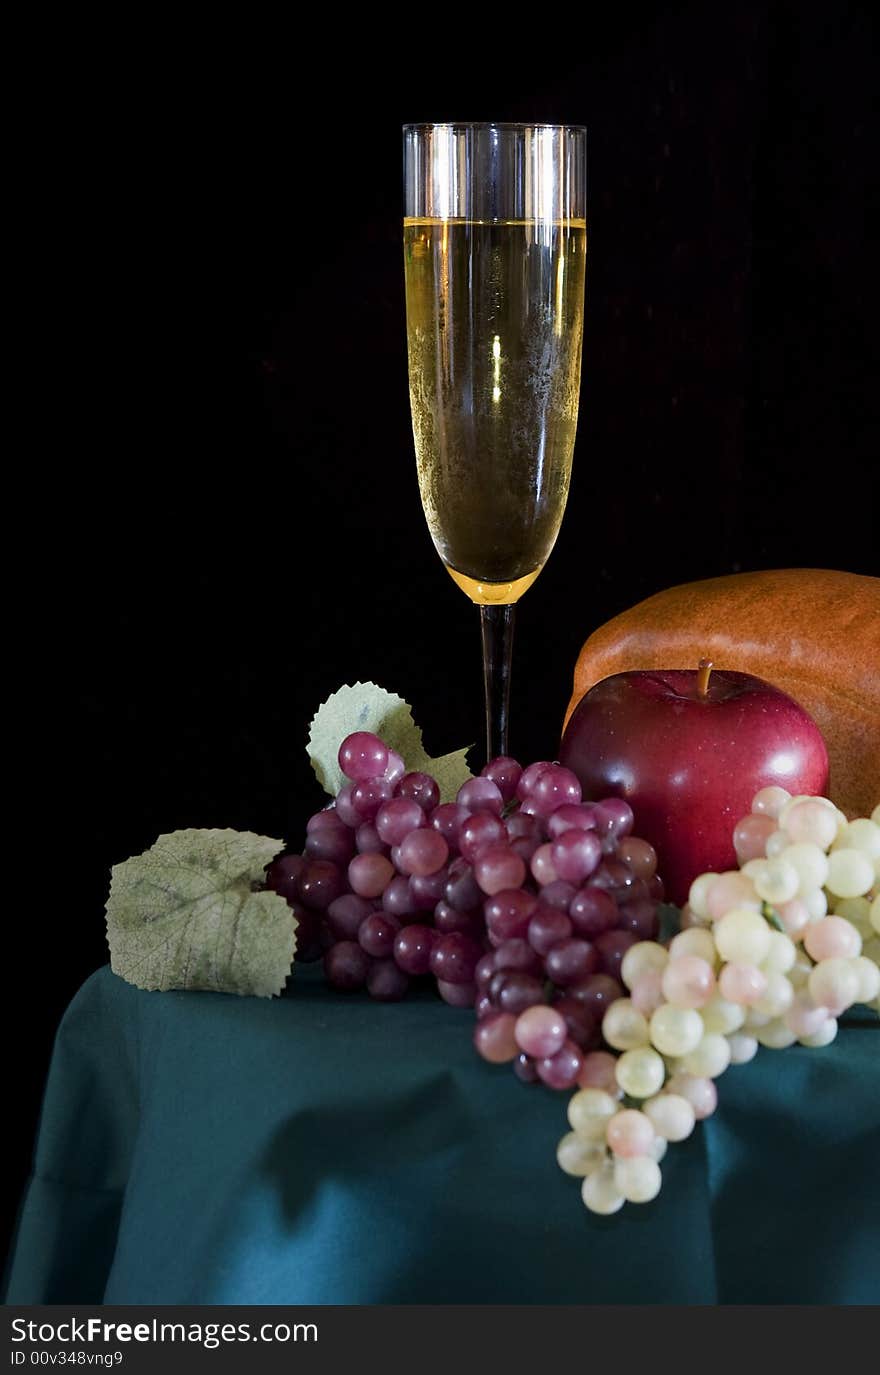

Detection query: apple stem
xmin=697 ymin=658 xmax=713 ymax=700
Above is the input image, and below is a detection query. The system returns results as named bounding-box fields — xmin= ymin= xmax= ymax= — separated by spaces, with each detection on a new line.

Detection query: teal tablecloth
xmin=4 ymin=965 xmax=879 ymax=1305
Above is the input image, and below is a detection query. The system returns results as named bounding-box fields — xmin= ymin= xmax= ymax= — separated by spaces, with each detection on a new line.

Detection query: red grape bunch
xmin=267 ymin=731 xmax=665 ymax=1089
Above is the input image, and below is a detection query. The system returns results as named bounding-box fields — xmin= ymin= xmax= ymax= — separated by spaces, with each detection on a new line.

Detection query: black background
xmin=7 ymin=1 xmax=878 ymax=1261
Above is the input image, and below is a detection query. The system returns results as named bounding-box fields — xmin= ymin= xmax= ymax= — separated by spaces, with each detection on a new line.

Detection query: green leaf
xmin=307 ymin=681 xmax=473 ymax=804
xmin=106 ymin=829 xmax=294 ymax=997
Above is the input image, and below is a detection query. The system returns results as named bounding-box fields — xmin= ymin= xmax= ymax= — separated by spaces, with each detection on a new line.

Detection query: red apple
xmin=559 ymin=663 xmax=829 ymax=906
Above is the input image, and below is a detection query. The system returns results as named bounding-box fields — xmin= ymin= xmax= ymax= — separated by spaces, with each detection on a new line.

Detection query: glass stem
xmin=480 ymin=603 xmax=515 ymax=763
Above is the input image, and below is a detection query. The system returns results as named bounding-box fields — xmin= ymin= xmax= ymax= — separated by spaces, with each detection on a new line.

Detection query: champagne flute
xmin=403 ymin=122 xmax=586 ymax=762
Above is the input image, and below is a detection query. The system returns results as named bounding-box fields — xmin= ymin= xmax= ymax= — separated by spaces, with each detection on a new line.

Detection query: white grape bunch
xmin=559 ymin=789 xmax=880 ymax=1215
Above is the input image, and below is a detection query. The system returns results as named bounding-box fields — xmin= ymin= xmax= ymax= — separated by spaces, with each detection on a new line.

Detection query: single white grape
xmin=755 ymin=1019 xmax=798 ymax=1049
xmin=736 ymin=811 xmax=780 ymax=864
xmin=804 ymin=888 xmax=828 ymax=920
xmin=665 ymin=1071 xmax=718 ymax=1119
xmin=643 ymin=1092 xmax=696 ymax=1141
xmin=830 ymin=896 xmax=871 ymax=936
xmin=581 ymin=1165 xmax=625 ymax=1215
xmin=668 ymin=928 xmax=717 ymax=964
xmin=557 ymin=1132 xmax=609 ymax=1177
xmin=621 ymin=941 xmax=668 ymax=990
xmin=740 ymin=859 xmax=765 ymax=879
xmin=752 ymin=858 xmax=800 ymax=905
xmin=568 ymin=1088 xmax=619 ymax=1140
xmin=851 ymin=955 xmax=880 ymax=1004
xmin=649 ymin=1004 xmax=705 ymax=1057
xmin=714 ymin=908 xmax=772 ymax=966
xmin=803 ymin=916 xmax=862 ymax=962
xmin=753 ymin=971 xmax=794 ymax=1018
xmin=727 ymin=1032 xmax=759 ymax=1064
xmin=661 ymin=956 xmax=716 ymax=1009
xmin=765 ymin=830 xmax=788 ymax=858
xmin=613 ymin=1155 xmax=662 ymax=1203
xmin=718 ymin=962 xmax=767 ymax=1006
xmin=751 ymin=785 xmax=791 ymax=819
xmin=614 ymin=1046 xmax=666 ymax=1100
xmin=832 ymin=818 xmax=880 ymax=875
xmin=779 ymin=793 xmax=836 ymax=827
xmin=776 ymin=898 xmax=812 ymax=939
xmin=799 ymin=1017 xmax=838 ymax=1048
xmin=808 ymin=958 xmax=860 ymax=1016
xmin=630 ymin=969 xmax=666 ymax=1017
xmin=605 ymin=1109 xmax=655 ymax=1158
xmin=707 ymin=871 xmax=761 ymax=919
xmin=826 ymin=849 xmax=874 ymax=899
xmin=780 ymin=842 xmax=829 ymax=896
xmin=762 ymin=930 xmax=797 ymax=974
xmin=700 ymin=993 xmax=746 ymax=1034
xmin=688 ymin=872 xmax=720 ymax=921
xmin=782 ymin=798 xmax=840 ymax=849
xmin=602 ymin=999 xmax=650 ymax=1051
xmin=681 ymin=1031 xmax=732 ymax=1078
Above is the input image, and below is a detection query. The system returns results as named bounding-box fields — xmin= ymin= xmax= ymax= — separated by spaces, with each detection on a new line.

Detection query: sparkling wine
xmin=404 ymin=217 xmax=586 ymax=605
